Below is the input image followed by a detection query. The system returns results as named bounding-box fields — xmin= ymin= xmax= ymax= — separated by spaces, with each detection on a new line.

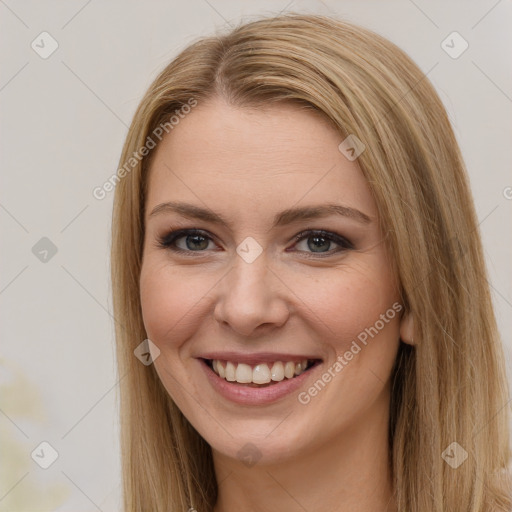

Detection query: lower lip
xmin=198 ymin=359 xmax=321 ymax=406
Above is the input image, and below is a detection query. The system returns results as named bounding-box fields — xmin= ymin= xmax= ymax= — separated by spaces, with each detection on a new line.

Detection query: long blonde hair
xmin=110 ymin=13 xmax=511 ymax=511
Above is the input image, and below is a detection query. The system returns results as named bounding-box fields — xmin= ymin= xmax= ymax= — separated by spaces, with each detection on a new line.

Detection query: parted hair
xmin=111 ymin=13 xmax=511 ymax=511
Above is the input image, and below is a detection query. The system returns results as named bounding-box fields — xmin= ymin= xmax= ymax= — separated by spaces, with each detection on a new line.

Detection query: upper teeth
xmin=212 ymin=360 xmax=310 ymax=384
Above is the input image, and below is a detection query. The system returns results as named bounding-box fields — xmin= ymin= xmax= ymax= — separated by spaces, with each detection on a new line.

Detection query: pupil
xmin=308 ymin=236 xmax=329 ymax=252
xmin=187 ymin=234 xmax=208 ymax=250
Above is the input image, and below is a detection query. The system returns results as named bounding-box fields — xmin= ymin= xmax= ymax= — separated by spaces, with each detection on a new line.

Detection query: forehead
xmin=145 ymin=98 xmax=377 ymax=223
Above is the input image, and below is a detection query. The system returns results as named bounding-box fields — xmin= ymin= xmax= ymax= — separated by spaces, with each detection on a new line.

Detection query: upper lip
xmin=197 ymin=351 xmax=323 ymax=365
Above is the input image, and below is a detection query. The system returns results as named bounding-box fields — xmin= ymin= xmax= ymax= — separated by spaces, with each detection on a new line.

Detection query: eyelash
xmin=155 ymin=228 xmax=354 ymax=258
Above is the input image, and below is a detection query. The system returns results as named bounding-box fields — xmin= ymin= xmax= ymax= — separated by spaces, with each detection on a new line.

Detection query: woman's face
xmin=140 ymin=97 xmax=405 ymax=465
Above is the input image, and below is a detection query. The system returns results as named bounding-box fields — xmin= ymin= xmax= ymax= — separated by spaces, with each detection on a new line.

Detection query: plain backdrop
xmin=1 ymin=1 xmax=511 ymax=511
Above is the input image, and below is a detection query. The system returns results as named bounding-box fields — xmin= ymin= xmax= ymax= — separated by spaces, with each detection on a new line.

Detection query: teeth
xmin=211 ymin=359 xmax=314 ymax=385
xmin=284 ymin=361 xmax=295 ymax=379
xmin=235 ymin=363 xmax=252 ymax=383
xmin=270 ymin=361 xmax=284 ymax=381
xmin=294 ymin=360 xmax=308 ymax=376
xmin=253 ymin=364 xmax=271 ymax=384
xmin=225 ymin=361 xmax=236 ymax=382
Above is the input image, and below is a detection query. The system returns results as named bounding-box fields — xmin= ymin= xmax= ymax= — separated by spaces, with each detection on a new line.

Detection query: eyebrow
xmin=149 ymin=201 xmax=372 ymax=228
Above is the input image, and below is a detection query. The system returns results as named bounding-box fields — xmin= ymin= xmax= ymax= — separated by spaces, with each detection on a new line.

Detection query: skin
xmin=140 ymin=97 xmax=414 ymax=512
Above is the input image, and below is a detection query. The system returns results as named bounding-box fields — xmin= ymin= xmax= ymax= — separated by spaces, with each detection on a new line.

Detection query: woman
xmin=110 ymin=13 xmax=511 ymax=512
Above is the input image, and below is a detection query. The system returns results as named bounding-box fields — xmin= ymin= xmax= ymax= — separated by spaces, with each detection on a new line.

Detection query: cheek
xmin=299 ymin=260 xmax=399 ymax=346
xmin=294 ymin=266 xmax=401 ymax=436
xmin=139 ymin=258 xmax=208 ymax=347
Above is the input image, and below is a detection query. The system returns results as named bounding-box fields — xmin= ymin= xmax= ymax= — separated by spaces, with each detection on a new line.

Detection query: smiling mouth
xmin=203 ymin=358 xmax=321 ymax=387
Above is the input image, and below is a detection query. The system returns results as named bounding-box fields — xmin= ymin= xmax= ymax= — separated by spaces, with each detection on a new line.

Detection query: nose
xmin=213 ymin=251 xmax=290 ymax=337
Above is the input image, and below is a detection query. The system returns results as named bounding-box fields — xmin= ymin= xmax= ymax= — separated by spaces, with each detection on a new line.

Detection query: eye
xmin=290 ymin=230 xmax=354 ymax=257
xmin=156 ymin=228 xmax=353 ymax=258
xmin=156 ymin=229 xmax=217 ymax=254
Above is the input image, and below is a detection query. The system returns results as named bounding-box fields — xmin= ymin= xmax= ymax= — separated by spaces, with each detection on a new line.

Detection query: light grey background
xmin=1 ymin=1 xmax=511 ymax=511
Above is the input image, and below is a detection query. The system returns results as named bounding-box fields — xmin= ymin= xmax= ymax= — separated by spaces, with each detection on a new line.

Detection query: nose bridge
xmin=233 ymin=247 xmax=271 ymax=292
xmin=226 ymin=248 xmax=273 ymax=307
xmin=213 ymin=247 xmax=289 ymax=335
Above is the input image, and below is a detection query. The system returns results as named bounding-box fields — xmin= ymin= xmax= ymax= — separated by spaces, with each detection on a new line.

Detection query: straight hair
xmin=111 ymin=13 xmax=511 ymax=511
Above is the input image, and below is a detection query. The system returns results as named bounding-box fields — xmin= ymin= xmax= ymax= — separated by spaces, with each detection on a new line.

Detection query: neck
xmin=212 ymin=396 xmax=396 ymax=512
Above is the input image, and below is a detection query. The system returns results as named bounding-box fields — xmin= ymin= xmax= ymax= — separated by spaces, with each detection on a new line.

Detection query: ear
xmin=400 ymin=311 xmax=415 ymax=345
